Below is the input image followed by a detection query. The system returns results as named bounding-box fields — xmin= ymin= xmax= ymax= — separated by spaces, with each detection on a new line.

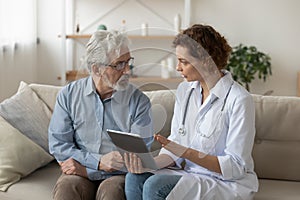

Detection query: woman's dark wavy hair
xmin=172 ymin=24 xmax=232 ymax=70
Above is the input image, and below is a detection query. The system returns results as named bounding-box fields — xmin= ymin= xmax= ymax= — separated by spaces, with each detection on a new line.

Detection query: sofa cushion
xmin=0 ymin=116 xmax=54 ymax=192
xmin=0 ymin=162 xmax=60 ymax=199
xmin=144 ymin=90 xmax=176 ymax=153
xmin=0 ymin=82 xmax=52 ymax=152
xmin=254 ymin=179 xmax=300 ymax=200
xmin=28 ymin=83 xmax=62 ymax=112
xmin=252 ymin=94 xmax=300 ymax=181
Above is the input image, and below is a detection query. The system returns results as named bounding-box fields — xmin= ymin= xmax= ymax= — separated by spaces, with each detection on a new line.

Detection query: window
xmin=0 ymin=0 xmax=36 ymax=50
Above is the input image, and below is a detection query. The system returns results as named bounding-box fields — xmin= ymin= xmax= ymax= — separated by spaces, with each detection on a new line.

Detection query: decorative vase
xmin=174 ymin=14 xmax=181 ymax=33
xmin=141 ymin=23 xmax=148 ymax=36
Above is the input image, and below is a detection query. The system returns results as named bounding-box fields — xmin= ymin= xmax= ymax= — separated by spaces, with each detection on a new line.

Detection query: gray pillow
xmin=0 ymin=116 xmax=53 ymax=192
xmin=0 ymin=82 xmax=52 ymax=152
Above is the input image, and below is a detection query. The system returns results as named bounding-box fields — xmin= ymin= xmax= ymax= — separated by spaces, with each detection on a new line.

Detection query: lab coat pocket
xmin=192 ymin=113 xmax=225 ymax=154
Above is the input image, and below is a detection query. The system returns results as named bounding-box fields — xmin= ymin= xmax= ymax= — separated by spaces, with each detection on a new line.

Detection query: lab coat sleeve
xmin=217 ymin=94 xmax=256 ymax=180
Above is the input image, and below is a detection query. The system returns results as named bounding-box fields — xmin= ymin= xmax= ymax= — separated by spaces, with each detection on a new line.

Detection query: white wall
xmin=1 ymin=0 xmax=300 ymax=101
xmin=36 ymin=0 xmax=64 ymax=86
xmin=41 ymin=0 xmax=300 ymax=96
xmin=192 ymin=0 xmax=300 ymax=95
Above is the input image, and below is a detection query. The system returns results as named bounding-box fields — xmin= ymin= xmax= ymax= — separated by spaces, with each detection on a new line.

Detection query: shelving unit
xmin=59 ymin=34 xmax=175 ymax=40
xmin=66 ymin=69 xmax=183 ymax=90
xmin=59 ymin=0 xmax=191 ymax=85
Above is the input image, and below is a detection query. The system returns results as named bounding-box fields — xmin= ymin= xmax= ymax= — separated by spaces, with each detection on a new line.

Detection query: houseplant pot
xmin=226 ymin=44 xmax=272 ymax=91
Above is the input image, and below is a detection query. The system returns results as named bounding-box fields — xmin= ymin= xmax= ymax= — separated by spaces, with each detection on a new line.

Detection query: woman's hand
xmin=155 ymin=134 xmax=222 ymax=174
xmin=124 ymin=152 xmax=151 ymax=174
xmin=155 ymin=134 xmax=188 ymax=158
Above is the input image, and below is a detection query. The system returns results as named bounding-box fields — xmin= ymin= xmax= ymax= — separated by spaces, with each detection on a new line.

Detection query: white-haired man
xmin=49 ymin=30 xmax=153 ymax=200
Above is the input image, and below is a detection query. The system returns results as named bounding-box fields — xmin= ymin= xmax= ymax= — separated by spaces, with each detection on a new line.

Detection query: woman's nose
xmin=176 ymin=64 xmax=182 ymax=72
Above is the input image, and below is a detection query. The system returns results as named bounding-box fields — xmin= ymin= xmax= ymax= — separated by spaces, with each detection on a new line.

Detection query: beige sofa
xmin=0 ymin=82 xmax=300 ymax=200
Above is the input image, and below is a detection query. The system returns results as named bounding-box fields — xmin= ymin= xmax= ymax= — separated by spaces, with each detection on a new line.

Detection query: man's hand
xmin=124 ymin=152 xmax=151 ymax=174
xmin=99 ymin=151 xmax=124 ymax=172
xmin=59 ymin=158 xmax=87 ymax=178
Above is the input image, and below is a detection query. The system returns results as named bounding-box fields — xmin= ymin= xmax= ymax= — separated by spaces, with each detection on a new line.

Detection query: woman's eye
xmin=179 ymin=60 xmax=189 ymax=65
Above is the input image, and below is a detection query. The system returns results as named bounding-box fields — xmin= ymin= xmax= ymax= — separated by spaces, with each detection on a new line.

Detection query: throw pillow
xmin=0 ymin=116 xmax=54 ymax=192
xmin=0 ymin=82 xmax=52 ymax=152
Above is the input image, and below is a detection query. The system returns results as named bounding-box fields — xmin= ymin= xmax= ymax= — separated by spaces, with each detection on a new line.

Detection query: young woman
xmin=124 ymin=24 xmax=258 ymax=200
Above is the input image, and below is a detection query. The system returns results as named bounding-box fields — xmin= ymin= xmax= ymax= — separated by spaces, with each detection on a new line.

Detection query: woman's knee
xmin=125 ymin=172 xmax=153 ymax=187
xmin=143 ymin=175 xmax=162 ymax=193
xmin=143 ymin=175 xmax=181 ymax=199
xmin=125 ymin=173 xmax=154 ymax=200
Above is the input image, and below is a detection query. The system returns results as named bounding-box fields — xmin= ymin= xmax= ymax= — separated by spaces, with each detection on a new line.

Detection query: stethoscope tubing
xmin=179 ymin=82 xmax=233 ymax=136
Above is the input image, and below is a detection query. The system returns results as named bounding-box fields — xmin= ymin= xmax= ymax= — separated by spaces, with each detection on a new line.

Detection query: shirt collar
xmin=187 ymin=70 xmax=234 ymax=99
xmin=84 ymin=76 xmax=96 ymax=96
xmin=111 ymin=84 xmax=136 ymax=105
xmin=190 ymin=81 xmax=199 ymax=89
xmin=210 ymin=70 xmax=234 ymax=100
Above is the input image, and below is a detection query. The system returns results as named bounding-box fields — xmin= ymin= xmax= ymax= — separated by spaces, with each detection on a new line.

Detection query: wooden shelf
xmin=130 ymin=76 xmax=183 ymax=91
xmin=66 ymin=70 xmax=89 ymax=81
xmin=130 ymin=76 xmax=182 ymax=83
xmin=65 ymin=70 xmax=183 ymax=90
xmin=58 ymin=34 xmax=175 ymax=40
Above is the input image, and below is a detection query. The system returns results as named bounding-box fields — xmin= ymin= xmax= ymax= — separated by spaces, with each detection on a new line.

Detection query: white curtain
xmin=0 ymin=0 xmax=37 ymax=101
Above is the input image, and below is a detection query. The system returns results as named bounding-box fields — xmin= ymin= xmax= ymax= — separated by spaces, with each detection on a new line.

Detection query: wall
xmin=69 ymin=0 xmax=185 ymax=78
xmin=39 ymin=0 xmax=300 ymax=96
xmin=1 ymin=0 xmax=300 ymax=101
xmin=36 ymin=0 xmax=64 ymax=86
xmin=192 ymin=0 xmax=300 ymax=95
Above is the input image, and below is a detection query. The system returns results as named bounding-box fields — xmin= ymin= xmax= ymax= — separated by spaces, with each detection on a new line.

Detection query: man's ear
xmin=92 ymin=65 xmax=100 ymax=75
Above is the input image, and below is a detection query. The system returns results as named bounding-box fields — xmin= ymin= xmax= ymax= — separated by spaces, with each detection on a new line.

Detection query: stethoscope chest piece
xmin=178 ymin=126 xmax=185 ymax=136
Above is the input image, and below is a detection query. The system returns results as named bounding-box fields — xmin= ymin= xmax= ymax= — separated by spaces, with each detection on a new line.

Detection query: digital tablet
xmin=107 ymin=129 xmax=158 ymax=170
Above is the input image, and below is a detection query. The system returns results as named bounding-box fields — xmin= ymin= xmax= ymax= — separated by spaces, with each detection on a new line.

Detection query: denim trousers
xmin=125 ymin=172 xmax=182 ymax=200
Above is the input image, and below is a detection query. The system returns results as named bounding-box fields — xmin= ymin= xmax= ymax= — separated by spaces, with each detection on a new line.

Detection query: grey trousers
xmin=53 ymin=173 xmax=125 ymax=200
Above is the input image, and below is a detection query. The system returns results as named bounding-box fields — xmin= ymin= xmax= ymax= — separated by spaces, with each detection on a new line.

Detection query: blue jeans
xmin=125 ymin=172 xmax=182 ymax=200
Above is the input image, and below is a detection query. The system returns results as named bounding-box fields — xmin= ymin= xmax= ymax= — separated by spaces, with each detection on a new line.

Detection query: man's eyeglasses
xmin=108 ymin=57 xmax=134 ymax=71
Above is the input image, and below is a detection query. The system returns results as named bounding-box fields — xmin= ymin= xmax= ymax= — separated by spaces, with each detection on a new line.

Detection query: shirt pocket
xmin=73 ymin=119 xmax=94 ymax=144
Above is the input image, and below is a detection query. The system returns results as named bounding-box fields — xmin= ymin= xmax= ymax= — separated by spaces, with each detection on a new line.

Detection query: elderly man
xmin=49 ymin=30 xmax=153 ymax=200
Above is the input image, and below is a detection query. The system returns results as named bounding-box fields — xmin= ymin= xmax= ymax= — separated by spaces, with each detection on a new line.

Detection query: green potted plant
xmin=226 ymin=44 xmax=272 ymax=91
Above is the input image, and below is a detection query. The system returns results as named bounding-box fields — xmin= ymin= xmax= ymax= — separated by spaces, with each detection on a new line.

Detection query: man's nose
xmin=122 ymin=64 xmax=131 ymax=74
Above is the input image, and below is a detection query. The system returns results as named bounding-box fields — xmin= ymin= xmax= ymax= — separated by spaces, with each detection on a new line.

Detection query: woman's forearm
xmin=183 ymin=148 xmax=222 ymax=174
xmin=154 ymin=154 xmax=176 ymax=169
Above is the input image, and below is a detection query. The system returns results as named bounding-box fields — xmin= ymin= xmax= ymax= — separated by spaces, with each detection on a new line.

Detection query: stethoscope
xmin=178 ymin=82 xmax=233 ymax=136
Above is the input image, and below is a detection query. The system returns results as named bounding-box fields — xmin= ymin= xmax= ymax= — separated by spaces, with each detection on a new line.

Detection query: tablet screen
xmin=107 ymin=129 xmax=158 ymax=170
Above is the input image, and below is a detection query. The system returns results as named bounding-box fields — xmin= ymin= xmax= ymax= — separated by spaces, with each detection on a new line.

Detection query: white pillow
xmin=0 ymin=116 xmax=54 ymax=192
xmin=0 ymin=82 xmax=52 ymax=152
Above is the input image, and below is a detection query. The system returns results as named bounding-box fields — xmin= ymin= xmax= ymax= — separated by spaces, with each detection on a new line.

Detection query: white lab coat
xmin=158 ymin=72 xmax=258 ymax=200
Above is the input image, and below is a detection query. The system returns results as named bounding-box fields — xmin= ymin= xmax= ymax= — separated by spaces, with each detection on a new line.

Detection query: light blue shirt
xmin=160 ymin=71 xmax=258 ymax=198
xmin=49 ymin=77 xmax=153 ymax=180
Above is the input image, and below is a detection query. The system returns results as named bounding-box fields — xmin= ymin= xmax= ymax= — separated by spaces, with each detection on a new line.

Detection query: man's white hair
xmin=84 ymin=30 xmax=129 ymax=71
